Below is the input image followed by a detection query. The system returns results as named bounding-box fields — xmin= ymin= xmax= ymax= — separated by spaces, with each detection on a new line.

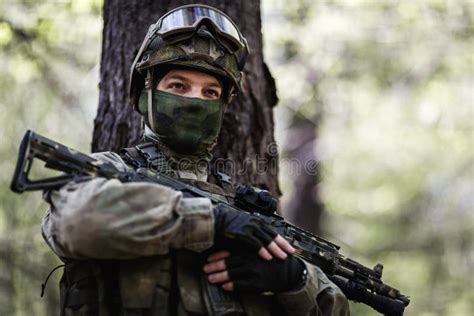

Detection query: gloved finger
xmin=262 ymin=224 xmax=278 ymax=238
xmin=208 ymin=270 xmax=230 ymax=284
xmin=274 ymin=234 xmax=295 ymax=254
xmin=258 ymin=247 xmax=273 ymax=261
xmin=222 ymin=281 xmax=234 ymax=291
xmin=233 ymin=234 xmax=263 ymax=252
xmin=227 ymin=265 xmax=254 ymax=280
xmin=248 ymin=234 xmax=265 ymax=251
xmin=207 ymin=250 xmax=231 ymax=262
xmin=224 ymin=255 xmax=246 ymax=269
xmin=265 ymin=240 xmax=288 ymax=260
xmin=203 ymin=259 xmax=226 ymax=274
xmin=253 ymin=229 xmax=274 ymax=246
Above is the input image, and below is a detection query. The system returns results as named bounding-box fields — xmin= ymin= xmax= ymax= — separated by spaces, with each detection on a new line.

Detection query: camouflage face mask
xmin=139 ymin=90 xmax=226 ymax=155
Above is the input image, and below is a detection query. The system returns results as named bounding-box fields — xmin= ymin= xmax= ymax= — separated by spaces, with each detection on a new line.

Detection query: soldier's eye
xmin=169 ymin=83 xmax=185 ymax=90
xmin=205 ymin=89 xmax=220 ymax=98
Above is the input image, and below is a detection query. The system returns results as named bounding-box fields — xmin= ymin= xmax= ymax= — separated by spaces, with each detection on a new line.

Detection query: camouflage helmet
xmin=129 ymin=4 xmax=249 ymax=110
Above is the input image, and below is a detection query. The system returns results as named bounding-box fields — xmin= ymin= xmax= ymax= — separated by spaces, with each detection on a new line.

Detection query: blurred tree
xmin=0 ymin=1 xmax=102 ymax=315
xmin=263 ymin=0 xmax=474 ymax=314
xmin=93 ymin=0 xmax=281 ymax=194
xmin=284 ymin=115 xmax=324 ymax=234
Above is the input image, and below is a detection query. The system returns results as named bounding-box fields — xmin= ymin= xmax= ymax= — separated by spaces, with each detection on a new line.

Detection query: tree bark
xmin=93 ymin=0 xmax=280 ymax=195
xmin=284 ymin=116 xmax=323 ymax=235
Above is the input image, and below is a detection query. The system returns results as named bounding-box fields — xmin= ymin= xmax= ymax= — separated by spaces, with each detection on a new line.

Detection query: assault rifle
xmin=11 ymin=130 xmax=410 ymax=316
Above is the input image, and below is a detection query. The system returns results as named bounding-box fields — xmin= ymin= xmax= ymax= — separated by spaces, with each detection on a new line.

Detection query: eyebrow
xmin=164 ymin=75 xmax=222 ymax=89
xmin=206 ymin=82 xmax=222 ymax=89
xmin=165 ymin=75 xmax=189 ymax=82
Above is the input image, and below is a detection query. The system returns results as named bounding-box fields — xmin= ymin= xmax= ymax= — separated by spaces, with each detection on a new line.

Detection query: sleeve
xmin=41 ymin=152 xmax=215 ymax=260
xmin=276 ymin=262 xmax=350 ymax=316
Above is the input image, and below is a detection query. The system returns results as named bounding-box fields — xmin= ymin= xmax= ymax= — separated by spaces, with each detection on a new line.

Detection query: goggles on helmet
xmin=151 ymin=4 xmax=248 ymax=70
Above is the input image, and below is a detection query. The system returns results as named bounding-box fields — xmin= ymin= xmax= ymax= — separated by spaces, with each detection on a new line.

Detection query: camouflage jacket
xmin=42 ymin=150 xmax=350 ymax=316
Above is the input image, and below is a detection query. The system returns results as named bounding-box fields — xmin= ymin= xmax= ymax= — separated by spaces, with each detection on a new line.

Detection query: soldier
xmin=42 ymin=4 xmax=350 ymax=316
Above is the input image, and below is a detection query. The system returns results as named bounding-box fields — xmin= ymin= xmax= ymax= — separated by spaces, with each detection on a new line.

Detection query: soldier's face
xmin=156 ymin=69 xmax=223 ymax=100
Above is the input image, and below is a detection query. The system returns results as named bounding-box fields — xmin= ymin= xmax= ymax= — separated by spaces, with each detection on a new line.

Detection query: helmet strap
xmin=145 ymin=68 xmax=157 ymax=132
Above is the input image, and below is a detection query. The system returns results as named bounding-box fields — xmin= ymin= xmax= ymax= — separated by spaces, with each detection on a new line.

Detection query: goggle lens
xmin=158 ymin=5 xmax=244 ymax=48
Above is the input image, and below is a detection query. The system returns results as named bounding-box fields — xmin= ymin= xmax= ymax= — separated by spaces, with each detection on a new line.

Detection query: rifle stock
xmin=10 ymin=130 xmax=410 ymax=315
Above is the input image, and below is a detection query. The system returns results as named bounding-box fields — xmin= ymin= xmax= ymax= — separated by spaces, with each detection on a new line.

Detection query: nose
xmin=187 ymin=87 xmax=205 ymax=99
xmin=173 ymin=102 xmax=203 ymax=115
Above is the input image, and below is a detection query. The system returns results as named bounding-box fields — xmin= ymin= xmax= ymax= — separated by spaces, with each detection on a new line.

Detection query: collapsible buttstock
xmin=11 ymin=130 xmax=82 ymax=193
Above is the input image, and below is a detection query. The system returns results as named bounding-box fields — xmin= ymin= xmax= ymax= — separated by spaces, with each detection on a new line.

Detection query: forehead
xmin=162 ymin=68 xmax=221 ymax=86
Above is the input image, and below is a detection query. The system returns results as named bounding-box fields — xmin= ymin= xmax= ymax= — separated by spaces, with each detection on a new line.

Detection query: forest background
xmin=0 ymin=0 xmax=472 ymax=315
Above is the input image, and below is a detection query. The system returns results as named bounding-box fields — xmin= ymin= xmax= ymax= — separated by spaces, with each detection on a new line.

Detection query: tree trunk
xmin=93 ymin=0 xmax=280 ymax=195
xmin=284 ymin=116 xmax=323 ymax=235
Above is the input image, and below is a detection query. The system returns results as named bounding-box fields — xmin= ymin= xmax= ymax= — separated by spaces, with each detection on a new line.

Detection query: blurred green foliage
xmin=0 ymin=0 xmax=472 ymax=315
xmin=263 ymin=0 xmax=473 ymax=315
xmin=0 ymin=0 xmax=102 ymax=315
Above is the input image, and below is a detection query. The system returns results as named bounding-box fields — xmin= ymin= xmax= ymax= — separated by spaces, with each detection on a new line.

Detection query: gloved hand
xmin=203 ymin=250 xmax=307 ymax=294
xmin=213 ymin=203 xmax=276 ymax=249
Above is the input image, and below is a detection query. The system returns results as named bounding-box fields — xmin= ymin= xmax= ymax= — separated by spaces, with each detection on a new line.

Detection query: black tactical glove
xmin=213 ymin=203 xmax=277 ymax=251
xmin=225 ymin=253 xmax=307 ymax=294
